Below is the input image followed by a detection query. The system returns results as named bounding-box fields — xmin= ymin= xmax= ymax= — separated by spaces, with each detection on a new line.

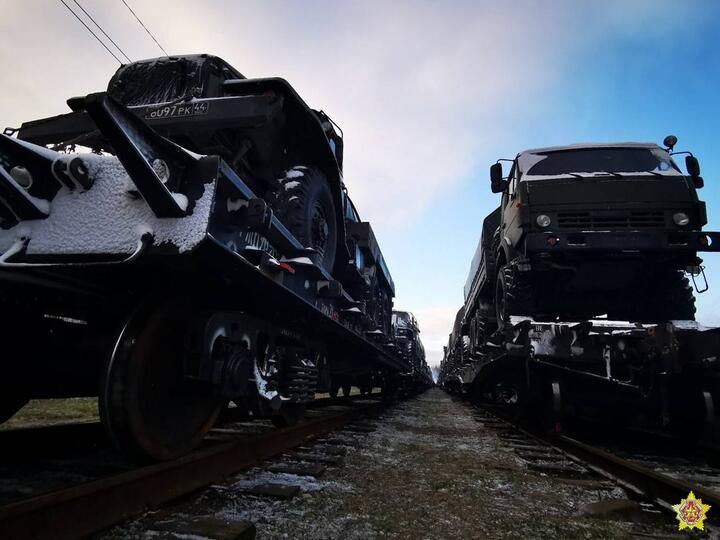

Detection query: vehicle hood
xmin=524 ymin=174 xmax=692 ymax=206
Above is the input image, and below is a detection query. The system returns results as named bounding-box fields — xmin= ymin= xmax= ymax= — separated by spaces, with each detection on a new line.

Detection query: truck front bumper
xmin=525 ymin=230 xmax=720 ymax=253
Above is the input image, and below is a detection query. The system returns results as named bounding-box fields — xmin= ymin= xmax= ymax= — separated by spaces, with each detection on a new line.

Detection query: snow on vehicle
xmin=439 ymin=139 xmax=720 ymax=439
xmin=0 ymin=54 xmax=430 ymax=460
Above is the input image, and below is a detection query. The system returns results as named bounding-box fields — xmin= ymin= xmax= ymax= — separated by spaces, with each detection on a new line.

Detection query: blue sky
xmin=382 ymin=1 xmax=720 ymax=362
xmin=1 ymin=1 xmax=719 ymax=365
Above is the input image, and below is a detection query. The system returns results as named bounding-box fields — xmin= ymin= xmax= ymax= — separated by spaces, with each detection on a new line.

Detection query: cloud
xmin=1 ymin=1 xmax=692 ymax=241
xmin=0 ymin=0 xmax=704 ymax=354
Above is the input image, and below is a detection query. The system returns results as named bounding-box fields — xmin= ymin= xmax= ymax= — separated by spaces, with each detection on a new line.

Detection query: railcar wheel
xmin=100 ymin=301 xmax=222 ymax=461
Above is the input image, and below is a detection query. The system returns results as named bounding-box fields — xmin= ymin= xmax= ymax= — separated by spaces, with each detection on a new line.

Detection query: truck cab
xmin=392 ymin=310 xmax=425 ymax=370
xmin=487 ymin=140 xmax=719 ymax=323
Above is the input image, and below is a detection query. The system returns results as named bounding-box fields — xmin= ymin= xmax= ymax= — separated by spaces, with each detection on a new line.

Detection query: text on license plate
xmin=145 ymin=102 xmax=209 ymax=120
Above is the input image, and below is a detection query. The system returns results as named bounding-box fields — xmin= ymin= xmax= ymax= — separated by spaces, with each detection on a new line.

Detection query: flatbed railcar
xmin=0 ymin=54 xmax=428 ymax=460
xmin=441 ymin=316 xmax=720 ymax=438
xmin=440 ymin=139 xmax=720 ymax=439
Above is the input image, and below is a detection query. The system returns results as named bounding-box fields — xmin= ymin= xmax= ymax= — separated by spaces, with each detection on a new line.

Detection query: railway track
xmin=0 ymin=393 xmax=390 ymax=540
xmin=472 ymin=403 xmax=719 ymax=531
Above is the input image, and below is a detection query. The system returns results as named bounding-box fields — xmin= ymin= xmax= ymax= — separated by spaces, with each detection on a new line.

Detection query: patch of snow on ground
xmin=226 ymin=468 xmax=353 ymax=493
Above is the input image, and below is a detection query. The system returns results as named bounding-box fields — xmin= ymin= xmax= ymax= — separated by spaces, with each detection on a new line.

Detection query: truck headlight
xmin=673 ymin=212 xmax=690 ymax=226
xmin=536 ymin=214 xmax=551 ymax=228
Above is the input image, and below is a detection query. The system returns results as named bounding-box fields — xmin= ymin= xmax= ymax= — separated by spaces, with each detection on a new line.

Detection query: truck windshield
xmin=524 ymin=148 xmax=677 ymax=176
xmin=393 ymin=312 xmax=410 ymax=328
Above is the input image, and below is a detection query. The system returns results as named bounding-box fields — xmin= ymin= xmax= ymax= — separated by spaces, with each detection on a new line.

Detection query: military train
xmin=0 ymin=54 xmax=431 ymax=460
xmin=439 ymin=140 xmax=720 ymax=439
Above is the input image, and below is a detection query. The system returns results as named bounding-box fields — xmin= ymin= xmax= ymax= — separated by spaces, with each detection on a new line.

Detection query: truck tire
xmin=495 ymin=264 xmax=532 ymax=330
xmin=657 ymin=271 xmax=696 ymax=321
xmin=461 ymin=335 xmax=471 ymax=364
xmin=372 ymin=287 xmax=392 ymax=336
xmin=622 ymin=270 xmax=697 ymax=322
xmin=273 ymin=166 xmax=338 ymax=273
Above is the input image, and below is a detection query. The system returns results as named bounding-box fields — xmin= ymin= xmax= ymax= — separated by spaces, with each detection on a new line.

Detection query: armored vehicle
xmin=0 ymin=54 xmax=424 ymax=460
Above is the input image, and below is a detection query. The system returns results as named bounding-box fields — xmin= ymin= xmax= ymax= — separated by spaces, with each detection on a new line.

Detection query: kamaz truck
xmin=391 ymin=310 xmax=430 ymax=384
xmin=466 ymin=139 xmax=718 ymax=330
xmin=441 ymin=138 xmax=720 ymax=439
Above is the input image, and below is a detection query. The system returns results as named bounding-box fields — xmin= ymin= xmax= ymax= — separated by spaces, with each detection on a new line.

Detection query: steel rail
xmin=549 ymin=433 xmax=720 ymax=511
xmin=478 ymin=404 xmax=720 ymax=514
xmin=0 ymin=399 xmax=384 ymax=540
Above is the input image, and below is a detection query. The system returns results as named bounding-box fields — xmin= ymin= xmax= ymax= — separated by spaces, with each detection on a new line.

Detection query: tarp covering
xmin=107 ymin=54 xmax=244 ymax=106
xmin=463 ymin=206 xmax=501 ymax=301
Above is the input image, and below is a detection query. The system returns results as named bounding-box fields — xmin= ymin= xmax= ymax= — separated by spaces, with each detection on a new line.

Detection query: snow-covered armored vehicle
xmin=0 ymin=54 xmax=409 ymax=460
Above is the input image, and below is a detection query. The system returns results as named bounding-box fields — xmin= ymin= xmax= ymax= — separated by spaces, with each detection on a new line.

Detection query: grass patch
xmin=1 ymin=397 xmax=99 ymax=430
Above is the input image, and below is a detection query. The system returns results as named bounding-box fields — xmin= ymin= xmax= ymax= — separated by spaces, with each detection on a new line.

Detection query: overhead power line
xmin=58 ymin=0 xmax=122 ymax=64
xmin=119 ymin=0 xmax=169 ymax=56
xmin=72 ymin=0 xmax=132 ymax=63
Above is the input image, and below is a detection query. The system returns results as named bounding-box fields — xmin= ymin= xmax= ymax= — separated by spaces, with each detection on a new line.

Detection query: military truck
xmin=0 ymin=54 xmax=407 ymax=460
xmin=439 ymin=138 xmax=720 ymax=437
xmin=391 ymin=310 xmax=426 ymax=373
xmin=464 ymin=138 xmax=719 ymax=338
xmin=438 ymin=306 xmax=470 ymax=393
xmin=10 ymin=55 xmax=395 ymax=336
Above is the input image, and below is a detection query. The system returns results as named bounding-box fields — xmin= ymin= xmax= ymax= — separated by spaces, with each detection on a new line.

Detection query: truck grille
xmin=557 ymin=211 xmax=665 ymax=229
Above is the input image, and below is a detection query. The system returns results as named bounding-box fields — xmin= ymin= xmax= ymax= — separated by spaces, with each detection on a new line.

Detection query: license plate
xmin=145 ymin=101 xmax=209 ymax=120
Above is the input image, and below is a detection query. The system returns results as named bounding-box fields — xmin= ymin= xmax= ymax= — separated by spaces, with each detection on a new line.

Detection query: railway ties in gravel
xmin=112 ymin=388 xmax=703 ymax=538
xmin=127 ymin=420 xmax=380 ymax=539
xmin=0 ymin=396 xmax=385 ymax=540
xmin=105 ymin=418 xmax=380 ymax=538
xmin=473 ymin=404 xmax=720 ymax=531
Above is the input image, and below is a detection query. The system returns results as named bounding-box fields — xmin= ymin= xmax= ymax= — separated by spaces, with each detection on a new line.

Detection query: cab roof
xmin=519 ymin=142 xmax=662 ymax=157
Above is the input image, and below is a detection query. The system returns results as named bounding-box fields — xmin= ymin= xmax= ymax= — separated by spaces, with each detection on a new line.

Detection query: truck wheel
xmin=461 ymin=335 xmax=472 ymax=364
xmin=495 ymin=264 xmax=532 ymax=330
xmin=627 ymin=271 xmax=697 ymax=322
xmin=658 ymin=271 xmax=696 ymax=321
xmin=273 ymin=166 xmax=338 ymax=273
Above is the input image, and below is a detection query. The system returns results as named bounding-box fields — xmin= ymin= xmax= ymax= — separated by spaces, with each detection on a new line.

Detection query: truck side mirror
xmin=685 ymin=156 xmax=704 ymax=188
xmin=490 ymin=163 xmax=507 ymax=193
xmin=686 ymin=155 xmax=700 ymax=177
